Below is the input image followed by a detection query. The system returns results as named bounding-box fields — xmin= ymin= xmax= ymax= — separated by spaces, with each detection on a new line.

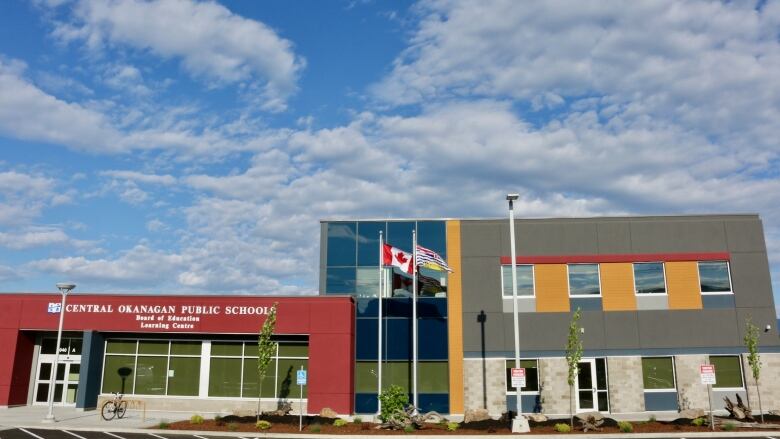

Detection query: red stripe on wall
xmin=500 ymin=252 xmax=730 ymax=264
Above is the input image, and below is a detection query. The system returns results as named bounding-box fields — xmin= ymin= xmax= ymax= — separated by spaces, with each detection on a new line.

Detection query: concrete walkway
xmin=0 ymin=405 xmax=189 ymax=429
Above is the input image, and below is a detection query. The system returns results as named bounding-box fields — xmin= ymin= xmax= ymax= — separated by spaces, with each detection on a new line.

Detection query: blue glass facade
xmin=323 ymin=220 xmax=450 ymax=413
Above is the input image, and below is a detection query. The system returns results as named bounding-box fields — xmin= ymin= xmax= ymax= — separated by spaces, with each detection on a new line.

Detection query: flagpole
xmin=377 ymin=231 xmax=384 ymax=415
xmin=412 ymin=229 xmax=419 ymax=412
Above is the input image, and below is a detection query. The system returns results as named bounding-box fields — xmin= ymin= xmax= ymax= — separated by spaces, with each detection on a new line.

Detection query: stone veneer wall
xmin=95 ymin=396 xmax=308 ymax=415
xmin=539 ymin=357 xmax=571 ymax=415
xmin=674 ymin=354 xmax=708 ymax=411
xmin=463 ymin=358 xmax=507 ymax=415
xmin=743 ymin=353 xmax=780 ymax=412
xmin=606 ymin=356 xmax=644 ymax=413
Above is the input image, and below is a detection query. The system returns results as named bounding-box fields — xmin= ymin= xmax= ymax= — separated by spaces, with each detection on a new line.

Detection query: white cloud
xmin=101 ymin=170 xmax=177 ymax=185
xmin=0 ymin=227 xmax=95 ymax=250
xmin=53 ymin=0 xmax=305 ymax=110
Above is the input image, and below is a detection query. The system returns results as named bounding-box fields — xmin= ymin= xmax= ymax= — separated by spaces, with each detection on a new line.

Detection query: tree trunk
xmin=256 ymin=382 xmax=264 ymax=422
xmin=569 ymin=383 xmax=574 ymax=428
xmin=757 ymin=379 xmax=764 ymax=423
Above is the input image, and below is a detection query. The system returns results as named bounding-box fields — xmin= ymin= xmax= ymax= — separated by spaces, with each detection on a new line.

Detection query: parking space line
xmin=104 ymin=432 xmax=126 ymax=439
xmin=63 ymin=431 xmax=88 ymax=439
xmin=148 ymin=434 xmax=168 ymax=439
xmin=18 ymin=428 xmax=46 ymax=439
xmin=193 ymin=435 xmax=210 ymax=439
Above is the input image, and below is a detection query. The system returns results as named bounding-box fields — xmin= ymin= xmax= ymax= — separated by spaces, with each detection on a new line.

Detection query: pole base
xmin=512 ymin=415 xmax=530 ymax=433
xmin=42 ymin=414 xmax=56 ymax=423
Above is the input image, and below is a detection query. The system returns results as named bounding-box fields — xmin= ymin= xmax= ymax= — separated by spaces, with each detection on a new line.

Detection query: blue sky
xmin=1 ymin=1 xmax=780 ymax=309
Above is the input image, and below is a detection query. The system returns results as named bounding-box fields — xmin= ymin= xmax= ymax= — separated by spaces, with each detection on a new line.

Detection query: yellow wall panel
xmin=445 ymin=220 xmax=464 ymax=414
xmin=666 ymin=261 xmax=703 ymax=309
xmin=600 ymin=263 xmax=637 ymax=311
xmin=534 ymin=264 xmax=570 ymax=312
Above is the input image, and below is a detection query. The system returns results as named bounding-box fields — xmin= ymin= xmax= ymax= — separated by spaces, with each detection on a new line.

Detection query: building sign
xmin=700 ymin=364 xmax=716 ymax=385
xmin=511 ymin=368 xmax=526 ymax=389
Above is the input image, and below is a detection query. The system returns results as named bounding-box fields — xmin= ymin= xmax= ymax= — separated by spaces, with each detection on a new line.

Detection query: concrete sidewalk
xmin=0 ymin=405 xmax=189 ymax=429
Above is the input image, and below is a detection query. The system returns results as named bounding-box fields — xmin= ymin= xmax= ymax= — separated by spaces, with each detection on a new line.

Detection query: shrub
xmin=214 ymin=415 xmax=223 ymax=426
xmin=618 ymin=421 xmax=633 ymax=433
xmin=722 ymin=422 xmax=736 ymax=431
xmin=190 ymin=414 xmax=204 ymax=425
xmin=446 ymin=421 xmax=460 ymax=431
xmin=648 ymin=414 xmax=657 ymax=423
xmin=157 ymin=421 xmax=170 ymax=429
xmin=379 ymin=385 xmax=409 ymax=423
xmin=333 ymin=419 xmax=347 ymax=427
xmin=352 ymin=416 xmax=362 ymax=424
xmin=691 ymin=417 xmax=706 ymax=427
xmin=403 ymin=424 xmax=416 ymax=433
xmin=554 ymin=423 xmax=571 ymax=433
xmin=256 ymin=420 xmax=272 ymax=430
xmin=227 ymin=422 xmax=238 ymax=431
xmin=309 ymin=423 xmax=322 ymax=433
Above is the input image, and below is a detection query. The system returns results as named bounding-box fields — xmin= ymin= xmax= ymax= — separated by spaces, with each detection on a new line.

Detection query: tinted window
xmin=642 ymin=357 xmax=675 ymax=390
xmin=504 ymin=359 xmax=539 ymax=392
xmin=501 ymin=265 xmax=534 ymax=296
xmin=326 ymin=222 xmax=357 ymax=267
xmin=699 ymin=261 xmax=731 ymax=293
xmin=634 ymin=263 xmax=666 ymax=294
xmin=568 ymin=264 xmax=600 ymax=296
xmin=417 ymin=221 xmax=447 ymax=259
xmin=711 ymin=356 xmax=743 ymax=388
xmin=326 ymin=267 xmax=356 ymax=294
xmin=386 ymin=221 xmax=415 ymax=253
xmin=356 ymin=268 xmax=380 ymax=298
xmin=357 ymin=222 xmax=386 ymax=266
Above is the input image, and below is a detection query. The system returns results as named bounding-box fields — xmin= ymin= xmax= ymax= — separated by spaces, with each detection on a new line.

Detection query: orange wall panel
xmin=600 ymin=263 xmax=637 ymax=311
xmin=534 ymin=264 xmax=570 ymax=312
xmin=666 ymin=261 xmax=703 ymax=309
xmin=445 ymin=220 xmax=465 ymax=414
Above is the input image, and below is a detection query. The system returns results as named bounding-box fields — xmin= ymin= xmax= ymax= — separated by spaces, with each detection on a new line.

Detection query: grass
xmin=333 ymin=418 xmax=348 ymax=427
xmin=403 ymin=424 xmax=416 ymax=433
xmin=227 ymin=422 xmax=238 ymax=432
xmin=309 ymin=423 xmax=322 ymax=433
xmin=446 ymin=421 xmax=459 ymax=431
xmin=352 ymin=416 xmax=362 ymax=424
xmin=722 ymin=422 xmax=736 ymax=431
xmin=189 ymin=414 xmax=204 ymax=425
xmin=691 ymin=417 xmax=706 ymax=427
xmin=157 ymin=421 xmax=170 ymax=429
xmin=554 ymin=423 xmax=571 ymax=433
xmin=618 ymin=421 xmax=634 ymax=433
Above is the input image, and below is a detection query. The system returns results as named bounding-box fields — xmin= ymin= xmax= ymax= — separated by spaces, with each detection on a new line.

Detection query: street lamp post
xmin=506 ymin=194 xmax=529 ymax=433
xmin=43 ymin=282 xmax=76 ymax=423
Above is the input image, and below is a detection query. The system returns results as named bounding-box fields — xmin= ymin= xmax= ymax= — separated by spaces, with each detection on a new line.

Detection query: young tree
xmin=743 ymin=318 xmax=763 ymax=423
xmin=256 ymin=303 xmax=278 ymax=421
xmin=565 ymin=307 xmax=583 ymax=428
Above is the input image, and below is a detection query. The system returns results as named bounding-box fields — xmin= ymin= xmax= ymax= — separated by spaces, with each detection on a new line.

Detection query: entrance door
xmin=33 ymin=337 xmax=82 ymax=406
xmin=575 ymin=358 xmax=609 ymax=412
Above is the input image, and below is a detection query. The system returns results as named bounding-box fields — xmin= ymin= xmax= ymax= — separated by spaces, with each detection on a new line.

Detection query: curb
xmin=7 ymin=424 xmax=780 ymax=439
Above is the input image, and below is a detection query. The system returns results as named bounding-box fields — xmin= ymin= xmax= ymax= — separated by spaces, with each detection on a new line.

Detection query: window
xmin=101 ymin=339 xmax=201 ymax=396
xmin=326 ymin=222 xmax=357 ymax=267
xmin=641 ymin=357 xmax=675 ymax=390
xmin=568 ymin=264 xmax=600 ymax=296
xmin=634 ymin=263 xmax=666 ymax=294
xmin=501 ymin=265 xmax=534 ymax=297
xmin=354 ymin=361 xmax=449 ymax=394
xmin=699 ymin=261 xmax=732 ymax=294
xmin=504 ymin=359 xmax=539 ymax=393
xmin=208 ymin=341 xmax=308 ymax=398
xmin=710 ymin=356 xmax=744 ymax=389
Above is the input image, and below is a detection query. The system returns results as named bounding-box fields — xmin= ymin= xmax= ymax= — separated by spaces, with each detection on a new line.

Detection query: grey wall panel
xmin=724 ymin=219 xmax=767 ymax=253
xmin=511 ymin=222 xmax=600 ymax=255
xmin=730 ymin=252 xmax=775 ymax=308
xmin=596 ymin=222 xmax=632 ymax=254
xmin=603 ymin=312 xmax=640 ymax=349
xmin=637 ymin=310 xmax=740 ymax=348
xmin=513 ymin=313 xmax=570 ymax=351
xmin=463 ymin=312 xmax=506 ymax=353
xmin=502 ymin=298 xmax=536 ymax=313
xmin=580 ymin=311 xmax=607 ymax=350
xmin=461 ymin=221 xmax=502 ymax=257
xmin=636 ymin=295 xmax=668 ymax=310
xmin=629 ymin=220 xmax=728 ymax=253
xmin=735 ymin=307 xmax=780 ymax=347
xmin=461 ymin=256 xmax=503 ymax=313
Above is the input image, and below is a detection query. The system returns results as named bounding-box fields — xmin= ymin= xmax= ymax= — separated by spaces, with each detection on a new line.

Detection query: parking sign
xmin=296 ymin=369 xmax=307 ymax=385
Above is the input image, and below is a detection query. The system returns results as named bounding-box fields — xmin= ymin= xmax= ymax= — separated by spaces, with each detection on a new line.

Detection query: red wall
xmin=0 ymin=294 xmax=354 ymax=413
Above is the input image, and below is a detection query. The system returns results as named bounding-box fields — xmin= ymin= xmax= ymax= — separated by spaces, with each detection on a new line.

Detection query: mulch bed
xmin=162 ymin=414 xmax=780 ymax=434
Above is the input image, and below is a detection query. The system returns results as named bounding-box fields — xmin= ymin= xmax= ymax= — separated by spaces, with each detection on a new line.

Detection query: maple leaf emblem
xmin=395 ymin=251 xmax=408 ymax=264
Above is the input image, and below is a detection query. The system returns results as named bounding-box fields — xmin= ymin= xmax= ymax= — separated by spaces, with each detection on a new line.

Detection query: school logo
xmin=47 ymin=302 xmax=62 ymax=313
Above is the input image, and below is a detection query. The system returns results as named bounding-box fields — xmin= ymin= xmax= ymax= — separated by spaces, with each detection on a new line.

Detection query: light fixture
xmin=43 ymin=282 xmax=76 ymax=423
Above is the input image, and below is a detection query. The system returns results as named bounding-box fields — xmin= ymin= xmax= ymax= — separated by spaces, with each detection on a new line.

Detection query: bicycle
xmin=101 ymin=392 xmax=127 ymax=421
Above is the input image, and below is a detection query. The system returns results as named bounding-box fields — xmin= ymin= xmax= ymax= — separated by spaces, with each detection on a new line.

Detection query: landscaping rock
xmin=319 ymin=407 xmax=338 ymax=418
xmin=464 ymin=408 xmax=490 ymax=423
xmin=527 ymin=413 xmax=547 ymax=423
xmin=421 ymin=411 xmax=445 ymax=424
xmin=679 ymin=408 xmax=706 ymax=419
xmin=575 ymin=411 xmax=605 ymax=432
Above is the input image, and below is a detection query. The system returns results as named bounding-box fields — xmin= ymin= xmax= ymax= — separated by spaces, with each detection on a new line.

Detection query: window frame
xmin=633 ymin=262 xmax=668 ymax=296
xmin=503 ymin=358 xmax=540 ymax=395
xmin=698 ymin=261 xmax=734 ymax=295
xmin=709 ymin=355 xmax=745 ymax=390
xmin=567 ymin=263 xmax=602 ymax=297
xmin=500 ymin=264 xmax=536 ymax=298
xmin=641 ymin=356 xmax=677 ymax=392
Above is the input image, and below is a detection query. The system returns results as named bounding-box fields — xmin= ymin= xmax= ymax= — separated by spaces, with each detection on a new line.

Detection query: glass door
xmin=33 ymin=337 xmax=82 ymax=406
xmin=575 ymin=358 xmax=609 ymax=412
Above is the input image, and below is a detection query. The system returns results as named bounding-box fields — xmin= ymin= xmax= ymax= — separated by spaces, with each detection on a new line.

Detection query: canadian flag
xmin=383 ymin=243 xmax=414 ymax=274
